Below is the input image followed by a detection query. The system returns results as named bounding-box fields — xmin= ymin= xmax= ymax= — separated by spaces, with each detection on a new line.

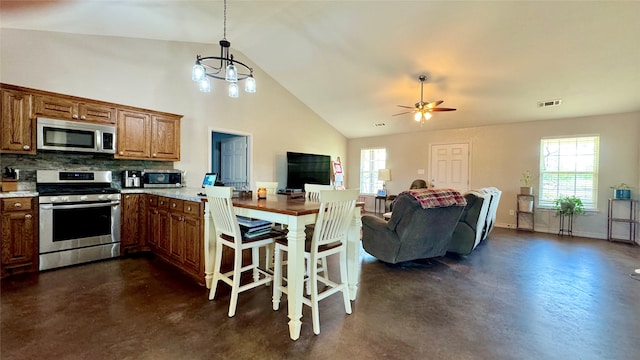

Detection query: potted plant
xmin=610 ymin=183 xmax=631 ymax=200
xmin=553 ymin=195 xmax=585 ymax=215
xmin=520 ymin=170 xmax=533 ymax=195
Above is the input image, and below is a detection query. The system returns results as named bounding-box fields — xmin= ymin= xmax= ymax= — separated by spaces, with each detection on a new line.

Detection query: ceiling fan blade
xmin=427 ymin=107 xmax=457 ymax=112
xmin=427 ymin=100 xmax=444 ymax=108
xmin=396 ymin=105 xmax=415 ymax=109
xmin=392 ymin=111 xmax=413 ymax=116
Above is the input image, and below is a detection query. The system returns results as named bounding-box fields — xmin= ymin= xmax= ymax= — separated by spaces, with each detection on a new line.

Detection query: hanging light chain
xmin=223 ymin=0 xmax=227 ymax=40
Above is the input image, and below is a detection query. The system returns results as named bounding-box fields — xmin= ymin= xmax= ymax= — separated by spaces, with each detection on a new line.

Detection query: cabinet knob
xmin=119 ymin=151 xmax=124 ymax=155
xmin=23 ymin=145 xmax=30 ymax=150
xmin=81 ymin=115 xmax=86 ymax=120
xmin=125 ymin=195 xmax=130 ymax=199
xmin=187 ymin=206 xmax=192 ymax=211
xmin=14 ymin=202 xmax=22 ymax=208
xmin=25 ymin=214 xmax=32 ymax=219
xmin=152 ymin=153 xmax=157 ymax=157
xmin=73 ymin=114 xmax=79 ymax=119
xmin=172 ymin=203 xmax=176 ymax=208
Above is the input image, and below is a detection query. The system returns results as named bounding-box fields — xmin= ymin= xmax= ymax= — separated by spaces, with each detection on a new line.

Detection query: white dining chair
xmin=304 ymin=183 xmax=334 ymax=201
xmin=206 ymin=186 xmax=282 ymax=317
xmin=272 ymin=188 xmax=358 ymax=335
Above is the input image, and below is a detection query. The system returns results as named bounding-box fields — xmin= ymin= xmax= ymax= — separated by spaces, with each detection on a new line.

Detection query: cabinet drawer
xmin=2 ymin=198 xmax=33 ymax=212
xmin=147 ymin=195 xmax=158 ymax=207
xmin=157 ymin=197 xmax=170 ymax=209
xmin=169 ymin=199 xmax=184 ymax=212
xmin=183 ymin=201 xmax=201 ymax=216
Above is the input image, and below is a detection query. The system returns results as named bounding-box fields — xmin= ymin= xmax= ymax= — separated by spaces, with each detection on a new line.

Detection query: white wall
xmin=348 ymin=112 xmax=640 ymax=239
xmin=0 ymin=29 xmax=347 ymax=188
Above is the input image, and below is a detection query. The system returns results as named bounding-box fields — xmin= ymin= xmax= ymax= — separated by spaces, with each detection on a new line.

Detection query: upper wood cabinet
xmin=1 ymin=83 xmax=182 ymax=161
xmin=34 ymin=94 xmax=116 ymax=124
xmin=116 ymin=110 xmax=180 ymax=161
xmin=151 ymin=114 xmax=181 ymax=161
xmin=1 ymin=88 xmax=35 ymax=154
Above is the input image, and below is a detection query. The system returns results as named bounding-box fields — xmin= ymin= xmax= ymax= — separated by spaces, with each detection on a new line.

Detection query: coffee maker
xmin=122 ymin=170 xmax=142 ymax=188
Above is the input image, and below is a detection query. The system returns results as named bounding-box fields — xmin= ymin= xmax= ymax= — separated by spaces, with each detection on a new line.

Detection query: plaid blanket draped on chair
xmin=399 ymin=188 xmax=467 ymax=209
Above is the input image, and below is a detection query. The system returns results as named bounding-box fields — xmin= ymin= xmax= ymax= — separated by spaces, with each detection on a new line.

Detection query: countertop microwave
xmin=142 ymin=169 xmax=183 ymax=188
xmin=37 ymin=117 xmax=116 ymax=154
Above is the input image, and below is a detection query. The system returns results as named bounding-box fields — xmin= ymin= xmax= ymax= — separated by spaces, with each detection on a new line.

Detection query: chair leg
xmin=272 ymin=244 xmax=283 ymax=311
xmin=228 ymin=247 xmax=243 ymax=317
xmin=209 ymin=241 xmax=224 ymax=300
xmin=310 ymin=254 xmax=321 ymax=335
xmin=252 ymin=247 xmax=260 ymax=283
xmin=339 ymin=249 xmax=352 ymax=315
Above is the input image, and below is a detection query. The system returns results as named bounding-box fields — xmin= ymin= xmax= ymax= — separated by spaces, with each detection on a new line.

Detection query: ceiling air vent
xmin=537 ymin=99 xmax=562 ymax=108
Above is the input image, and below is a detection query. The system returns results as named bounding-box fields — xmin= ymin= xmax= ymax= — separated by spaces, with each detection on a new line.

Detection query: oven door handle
xmin=40 ymin=201 xmax=120 ymax=210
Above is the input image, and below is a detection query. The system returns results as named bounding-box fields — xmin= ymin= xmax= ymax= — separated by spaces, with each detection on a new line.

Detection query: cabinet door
xmin=121 ymin=194 xmax=144 ymax=254
xmin=1 ymin=89 xmax=34 ymax=154
xmin=79 ymin=103 xmax=116 ymax=124
xmin=150 ymin=115 xmax=180 ymax=160
xmin=169 ymin=211 xmax=184 ymax=261
xmin=1 ymin=198 xmax=38 ymax=277
xmin=116 ymin=110 xmax=151 ymax=159
xmin=34 ymin=94 xmax=78 ymax=120
xmin=183 ymin=213 xmax=202 ymax=277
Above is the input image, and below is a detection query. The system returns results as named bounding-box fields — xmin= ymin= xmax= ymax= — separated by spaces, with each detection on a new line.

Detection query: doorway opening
xmin=210 ymin=130 xmax=251 ymax=190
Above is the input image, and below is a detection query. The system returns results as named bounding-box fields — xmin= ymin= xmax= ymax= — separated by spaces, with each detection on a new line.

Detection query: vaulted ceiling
xmin=2 ymin=1 xmax=639 ymax=139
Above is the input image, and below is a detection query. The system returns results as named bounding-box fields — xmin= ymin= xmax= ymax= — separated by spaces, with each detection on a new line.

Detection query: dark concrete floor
xmin=2 ymin=228 xmax=639 ymax=360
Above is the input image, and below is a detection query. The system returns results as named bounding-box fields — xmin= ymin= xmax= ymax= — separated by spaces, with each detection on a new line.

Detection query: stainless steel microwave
xmin=142 ymin=169 xmax=183 ymax=188
xmin=37 ymin=117 xmax=116 ymax=154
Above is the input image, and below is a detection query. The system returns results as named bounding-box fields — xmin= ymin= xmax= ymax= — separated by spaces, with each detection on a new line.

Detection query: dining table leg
xmin=285 ymin=217 xmax=306 ymax=340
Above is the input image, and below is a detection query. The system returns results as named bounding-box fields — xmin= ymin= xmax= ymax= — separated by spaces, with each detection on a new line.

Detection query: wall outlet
xmin=509 ymin=209 xmax=515 ymax=215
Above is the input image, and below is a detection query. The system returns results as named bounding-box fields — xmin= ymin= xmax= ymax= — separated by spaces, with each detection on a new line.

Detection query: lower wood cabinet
xmin=120 ymin=193 xmax=148 ymax=254
xmin=144 ymin=195 xmax=204 ymax=284
xmin=1 ymin=197 xmax=38 ymax=277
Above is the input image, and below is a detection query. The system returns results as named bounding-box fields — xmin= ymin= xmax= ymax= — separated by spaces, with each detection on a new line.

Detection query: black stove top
xmin=36 ymin=185 xmax=121 ymax=196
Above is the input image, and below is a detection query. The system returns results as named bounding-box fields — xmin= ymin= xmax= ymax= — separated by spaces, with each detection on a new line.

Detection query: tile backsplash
xmin=1 ymin=152 xmax=174 ymax=189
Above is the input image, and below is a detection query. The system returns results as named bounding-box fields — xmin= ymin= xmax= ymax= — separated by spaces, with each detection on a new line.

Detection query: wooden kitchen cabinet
xmin=1 ymin=88 xmax=35 ymax=154
xmin=120 ymin=193 xmax=148 ymax=255
xmin=1 ymin=197 xmax=38 ymax=278
xmin=145 ymin=195 xmax=204 ymax=283
xmin=116 ymin=110 xmax=180 ymax=161
xmin=34 ymin=94 xmax=116 ymax=124
xmin=182 ymin=201 xmax=203 ymax=275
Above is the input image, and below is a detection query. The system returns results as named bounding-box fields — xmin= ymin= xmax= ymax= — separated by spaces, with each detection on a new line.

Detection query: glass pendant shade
xmin=228 ymin=82 xmax=239 ymax=98
xmin=244 ymin=75 xmax=256 ymax=93
xmin=414 ymin=112 xmax=422 ymax=122
xmin=424 ymin=112 xmax=433 ymax=120
xmin=199 ymin=77 xmax=211 ymax=93
xmin=192 ymin=64 xmax=205 ymax=82
xmin=225 ymin=63 xmax=238 ymax=82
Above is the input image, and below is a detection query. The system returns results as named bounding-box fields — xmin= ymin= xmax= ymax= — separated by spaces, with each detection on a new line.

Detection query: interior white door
xmin=430 ymin=143 xmax=469 ymax=192
xmin=220 ymin=136 xmax=248 ymax=185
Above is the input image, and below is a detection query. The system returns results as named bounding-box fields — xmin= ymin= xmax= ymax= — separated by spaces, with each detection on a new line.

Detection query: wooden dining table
xmin=202 ymin=194 xmax=363 ymax=340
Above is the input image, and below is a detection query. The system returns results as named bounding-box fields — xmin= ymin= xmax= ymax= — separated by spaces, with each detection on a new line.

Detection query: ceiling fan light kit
xmin=191 ymin=0 xmax=256 ymax=97
xmin=394 ymin=74 xmax=456 ymax=126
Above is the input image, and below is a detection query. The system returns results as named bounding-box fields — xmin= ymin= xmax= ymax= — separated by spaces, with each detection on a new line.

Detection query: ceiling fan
xmin=393 ymin=75 xmax=456 ymax=125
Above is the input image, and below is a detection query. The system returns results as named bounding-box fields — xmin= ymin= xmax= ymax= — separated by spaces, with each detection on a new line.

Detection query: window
xmin=360 ymin=148 xmax=386 ymax=194
xmin=539 ymin=136 xmax=599 ymax=209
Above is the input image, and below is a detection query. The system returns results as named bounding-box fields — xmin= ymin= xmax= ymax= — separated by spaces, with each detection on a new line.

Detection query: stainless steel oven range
xmin=36 ymin=170 xmax=121 ymax=271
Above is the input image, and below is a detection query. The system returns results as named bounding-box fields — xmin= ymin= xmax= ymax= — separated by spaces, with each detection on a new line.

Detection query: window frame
xmin=360 ymin=148 xmax=387 ymax=195
xmin=538 ymin=135 xmax=600 ymax=210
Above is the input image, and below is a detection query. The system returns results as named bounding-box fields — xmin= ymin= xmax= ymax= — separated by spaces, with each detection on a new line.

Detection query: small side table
xmin=374 ymin=195 xmax=387 ymax=213
xmin=558 ymin=211 xmax=573 ymax=237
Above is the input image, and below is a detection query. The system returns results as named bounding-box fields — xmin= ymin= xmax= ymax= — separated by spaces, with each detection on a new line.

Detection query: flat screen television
xmin=286 ymin=152 xmax=331 ymax=191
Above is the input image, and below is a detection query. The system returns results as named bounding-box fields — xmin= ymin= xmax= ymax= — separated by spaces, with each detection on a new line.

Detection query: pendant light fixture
xmin=191 ymin=0 xmax=256 ymax=97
